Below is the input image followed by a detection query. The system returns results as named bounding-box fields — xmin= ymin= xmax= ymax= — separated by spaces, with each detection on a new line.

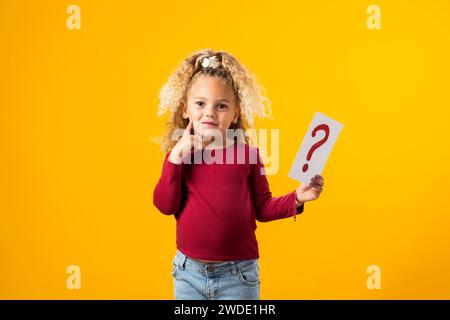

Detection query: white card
xmin=288 ymin=111 xmax=343 ymax=185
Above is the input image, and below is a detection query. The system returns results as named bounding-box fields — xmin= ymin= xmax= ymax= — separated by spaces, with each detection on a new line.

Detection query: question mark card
xmin=288 ymin=111 xmax=343 ymax=185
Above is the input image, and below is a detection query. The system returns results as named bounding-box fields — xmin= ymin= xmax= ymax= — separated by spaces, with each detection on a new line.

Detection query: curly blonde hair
xmin=155 ymin=48 xmax=272 ymax=153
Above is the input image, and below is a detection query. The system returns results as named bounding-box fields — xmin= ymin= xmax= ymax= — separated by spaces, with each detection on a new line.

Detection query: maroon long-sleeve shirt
xmin=153 ymin=141 xmax=304 ymax=260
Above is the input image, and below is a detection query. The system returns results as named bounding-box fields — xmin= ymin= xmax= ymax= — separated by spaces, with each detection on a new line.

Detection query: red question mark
xmin=302 ymin=124 xmax=330 ymax=172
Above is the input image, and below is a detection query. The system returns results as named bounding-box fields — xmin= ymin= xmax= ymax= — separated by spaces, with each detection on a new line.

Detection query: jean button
xmin=206 ymin=265 xmax=214 ymax=272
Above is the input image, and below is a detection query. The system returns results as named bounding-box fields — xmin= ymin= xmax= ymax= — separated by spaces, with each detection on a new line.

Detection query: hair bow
xmin=201 ymin=56 xmax=220 ymax=69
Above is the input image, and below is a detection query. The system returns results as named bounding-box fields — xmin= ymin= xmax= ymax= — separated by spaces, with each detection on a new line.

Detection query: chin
xmin=196 ymin=126 xmax=220 ymax=134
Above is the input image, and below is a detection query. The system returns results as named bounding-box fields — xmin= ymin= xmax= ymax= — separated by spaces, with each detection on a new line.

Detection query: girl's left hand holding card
xmin=295 ymin=175 xmax=324 ymax=204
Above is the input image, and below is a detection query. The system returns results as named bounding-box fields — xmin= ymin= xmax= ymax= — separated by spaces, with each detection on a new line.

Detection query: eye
xmin=217 ymin=104 xmax=228 ymax=110
xmin=195 ymin=101 xmax=205 ymax=107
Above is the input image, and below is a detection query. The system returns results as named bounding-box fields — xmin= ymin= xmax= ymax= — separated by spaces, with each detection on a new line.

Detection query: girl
xmin=153 ymin=49 xmax=324 ymax=300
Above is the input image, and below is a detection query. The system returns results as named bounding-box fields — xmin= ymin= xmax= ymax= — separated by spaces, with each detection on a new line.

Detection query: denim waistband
xmin=174 ymin=249 xmax=258 ymax=276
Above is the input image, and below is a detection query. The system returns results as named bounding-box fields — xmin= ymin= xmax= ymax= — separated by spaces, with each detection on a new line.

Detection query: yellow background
xmin=1 ymin=0 xmax=449 ymax=299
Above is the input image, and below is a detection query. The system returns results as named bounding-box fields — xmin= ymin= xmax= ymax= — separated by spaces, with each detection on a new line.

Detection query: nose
xmin=204 ymin=104 xmax=216 ymax=118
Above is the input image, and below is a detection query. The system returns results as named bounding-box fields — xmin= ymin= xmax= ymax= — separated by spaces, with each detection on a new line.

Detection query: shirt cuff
xmin=162 ymin=151 xmax=183 ymax=177
xmin=296 ymin=201 xmax=304 ymax=214
xmin=288 ymin=190 xmax=304 ymax=216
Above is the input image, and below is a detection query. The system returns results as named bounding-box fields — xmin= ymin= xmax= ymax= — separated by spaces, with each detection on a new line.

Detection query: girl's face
xmin=182 ymin=75 xmax=239 ymax=144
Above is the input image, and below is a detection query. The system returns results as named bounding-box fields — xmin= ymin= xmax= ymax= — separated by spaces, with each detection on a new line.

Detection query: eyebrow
xmin=193 ymin=96 xmax=231 ymax=103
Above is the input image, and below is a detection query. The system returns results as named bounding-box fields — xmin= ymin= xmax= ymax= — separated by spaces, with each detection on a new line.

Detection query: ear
xmin=181 ymin=100 xmax=188 ymax=119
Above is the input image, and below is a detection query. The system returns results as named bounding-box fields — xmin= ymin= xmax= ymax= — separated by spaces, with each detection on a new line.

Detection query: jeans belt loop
xmin=230 ymin=261 xmax=238 ymax=276
xmin=177 ymin=250 xmax=187 ymax=270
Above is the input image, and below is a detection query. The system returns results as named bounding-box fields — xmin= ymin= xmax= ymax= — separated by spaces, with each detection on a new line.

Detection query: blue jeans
xmin=172 ymin=249 xmax=261 ymax=300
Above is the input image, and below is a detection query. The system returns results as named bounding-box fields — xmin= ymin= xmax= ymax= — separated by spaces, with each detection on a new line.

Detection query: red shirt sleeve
xmin=153 ymin=151 xmax=184 ymax=215
xmin=250 ymin=148 xmax=304 ymax=222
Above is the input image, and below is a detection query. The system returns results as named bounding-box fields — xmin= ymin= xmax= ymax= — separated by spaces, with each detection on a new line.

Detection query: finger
xmin=190 ymin=135 xmax=197 ymax=147
xmin=311 ymin=176 xmax=323 ymax=183
xmin=184 ymin=118 xmax=193 ymax=137
xmin=309 ymin=182 xmax=323 ymax=192
xmin=314 ymin=175 xmax=324 ymax=182
xmin=311 ymin=179 xmax=325 ymax=186
xmin=314 ymin=180 xmax=324 ymax=187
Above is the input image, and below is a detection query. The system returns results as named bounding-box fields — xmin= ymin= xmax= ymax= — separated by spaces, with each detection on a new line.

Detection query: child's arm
xmin=250 ymin=148 xmax=304 ymax=222
xmin=153 ymin=119 xmax=201 ymax=215
xmin=153 ymin=151 xmax=183 ymax=215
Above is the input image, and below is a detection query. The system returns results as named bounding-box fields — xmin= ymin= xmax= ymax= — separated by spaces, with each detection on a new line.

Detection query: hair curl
xmin=155 ymin=48 xmax=272 ymax=153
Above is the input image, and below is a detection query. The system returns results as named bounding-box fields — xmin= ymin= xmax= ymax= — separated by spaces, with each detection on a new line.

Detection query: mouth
xmin=201 ymin=121 xmax=218 ymax=127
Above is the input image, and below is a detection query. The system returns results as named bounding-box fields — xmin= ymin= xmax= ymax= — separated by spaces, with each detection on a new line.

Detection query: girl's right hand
xmin=168 ymin=119 xmax=202 ymax=164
